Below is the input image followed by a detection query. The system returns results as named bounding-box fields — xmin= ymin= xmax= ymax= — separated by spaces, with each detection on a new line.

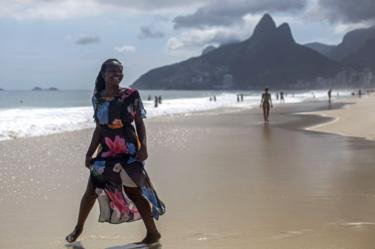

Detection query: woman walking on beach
xmin=260 ymin=88 xmax=273 ymax=123
xmin=66 ymin=59 xmax=165 ymax=245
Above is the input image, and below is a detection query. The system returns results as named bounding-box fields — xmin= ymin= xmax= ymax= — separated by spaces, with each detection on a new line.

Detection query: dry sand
xmin=303 ymin=94 xmax=375 ymax=140
xmin=1 ymin=102 xmax=375 ymax=249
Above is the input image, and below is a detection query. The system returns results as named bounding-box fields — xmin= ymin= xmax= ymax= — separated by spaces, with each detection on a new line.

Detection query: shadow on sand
xmin=65 ymin=241 xmax=161 ymax=249
xmin=106 ymin=242 xmax=162 ymax=249
xmin=65 ymin=241 xmax=85 ymax=249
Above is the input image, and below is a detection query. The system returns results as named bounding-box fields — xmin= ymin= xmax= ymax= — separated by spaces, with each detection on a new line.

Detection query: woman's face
xmin=103 ymin=63 xmax=123 ymax=87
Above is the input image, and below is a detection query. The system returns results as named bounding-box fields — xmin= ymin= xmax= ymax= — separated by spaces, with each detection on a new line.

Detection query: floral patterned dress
xmin=90 ymin=87 xmax=165 ymax=224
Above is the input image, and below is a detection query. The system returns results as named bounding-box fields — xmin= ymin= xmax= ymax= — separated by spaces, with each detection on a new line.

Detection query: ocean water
xmin=0 ymin=89 xmax=352 ymax=141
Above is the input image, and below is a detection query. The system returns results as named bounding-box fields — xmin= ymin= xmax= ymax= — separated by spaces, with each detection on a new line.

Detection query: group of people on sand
xmin=147 ymin=95 xmax=162 ymax=108
xmin=237 ymin=93 xmax=244 ymax=102
xmin=275 ymin=91 xmax=286 ymax=102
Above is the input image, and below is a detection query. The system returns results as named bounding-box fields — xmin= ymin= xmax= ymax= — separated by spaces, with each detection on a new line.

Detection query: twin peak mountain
xmin=131 ymin=14 xmax=341 ymax=90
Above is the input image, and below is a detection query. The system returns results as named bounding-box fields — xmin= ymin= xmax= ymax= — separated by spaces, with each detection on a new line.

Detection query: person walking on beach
xmin=260 ymin=88 xmax=273 ymax=123
xmin=154 ymin=96 xmax=159 ymax=108
xmin=280 ymin=91 xmax=285 ymax=103
xmin=328 ymin=88 xmax=332 ymax=102
xmin=66 ymin=59 xmax=165 ymax=245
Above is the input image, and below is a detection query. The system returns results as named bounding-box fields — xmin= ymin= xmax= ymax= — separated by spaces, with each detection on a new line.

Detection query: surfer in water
xmin=260 ymin=88 xmax=273 ymax=124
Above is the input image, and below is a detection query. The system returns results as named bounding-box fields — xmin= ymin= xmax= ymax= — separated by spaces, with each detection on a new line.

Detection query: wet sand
xmin=1 ymin=102 xmax=375 ymax=249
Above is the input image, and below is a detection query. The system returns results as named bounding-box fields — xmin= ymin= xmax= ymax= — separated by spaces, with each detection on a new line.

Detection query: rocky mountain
xmin=343 ymin=38 xmax=375 ymax=69
xmin=304 ymin=42 xmax=336 ymax=57
xmin=132 ymin=14 xmax=342 ymax=90
xmin=201 ymin=45 xmax=217 ymax=55
xmin=328 ymin=26 xmax=375 ymax=61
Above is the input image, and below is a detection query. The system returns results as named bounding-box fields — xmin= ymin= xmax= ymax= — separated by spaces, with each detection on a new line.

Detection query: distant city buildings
xmin=296 ymin=67 xmax=375 ymax=89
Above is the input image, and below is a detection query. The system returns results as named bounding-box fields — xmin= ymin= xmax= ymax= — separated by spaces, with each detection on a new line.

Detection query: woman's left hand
xmin=136 ymin=147 xmax=148 ymax=161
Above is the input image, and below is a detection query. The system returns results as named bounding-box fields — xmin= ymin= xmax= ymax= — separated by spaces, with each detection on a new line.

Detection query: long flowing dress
xmin=90 ymin=87 xmax=165 ymax=224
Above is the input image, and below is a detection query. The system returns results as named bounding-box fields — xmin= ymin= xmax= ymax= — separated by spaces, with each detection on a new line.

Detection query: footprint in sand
xmin=188 ymin=232 xmax=220 ymax=241
xmin=270 ymin=229 xmax=313 ymax=240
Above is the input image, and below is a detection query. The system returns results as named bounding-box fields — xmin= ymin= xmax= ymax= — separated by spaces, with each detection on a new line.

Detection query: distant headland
xmin=32 ymin=87 xmax=59 ymax=91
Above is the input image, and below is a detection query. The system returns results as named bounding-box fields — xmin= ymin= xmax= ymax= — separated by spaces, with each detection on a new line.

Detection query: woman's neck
xmin=102 ymin=86 xmax=120 ymax=97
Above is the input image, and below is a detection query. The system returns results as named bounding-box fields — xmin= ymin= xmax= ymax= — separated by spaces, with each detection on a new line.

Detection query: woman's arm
xmin=135 ymin=114 xmax=148 ymax=161
xmin=85 ymin=122 xmax=101 ymax=168
xmin=260 ymin=94 xmax=264 ymax=107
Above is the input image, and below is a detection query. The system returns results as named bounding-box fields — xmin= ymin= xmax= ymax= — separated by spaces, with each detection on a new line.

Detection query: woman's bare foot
xmin=65 ymin=225 xmax=83 ymax=243
xmin=138 ymin=232 xmax=161 ymax=245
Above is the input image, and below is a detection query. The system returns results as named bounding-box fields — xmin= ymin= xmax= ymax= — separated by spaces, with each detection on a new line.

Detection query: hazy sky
xmin=1 ymin=0 xmax=374 ymax=90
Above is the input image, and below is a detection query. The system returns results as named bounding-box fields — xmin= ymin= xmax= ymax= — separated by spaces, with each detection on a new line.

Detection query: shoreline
xmin=0 ymin=98 xmax=348 ymax=144
xmin=299 ymin=95 xmax=375 ymax=141
xmin=0 ymin=89 xmax=353 ymax=142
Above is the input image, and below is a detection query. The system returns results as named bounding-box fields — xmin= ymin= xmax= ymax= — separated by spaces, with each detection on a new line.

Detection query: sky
xmin=0 ymin=0 xmax=374 ymax=90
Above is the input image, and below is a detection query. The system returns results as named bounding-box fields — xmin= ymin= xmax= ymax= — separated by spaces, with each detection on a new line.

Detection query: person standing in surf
xmin=260 ymin=88 xmax=273 ymax=123
xmin=66 ymin=59 xmax=165 ymax=245
xmin=328 ymin=88 xmax=332 ymax=102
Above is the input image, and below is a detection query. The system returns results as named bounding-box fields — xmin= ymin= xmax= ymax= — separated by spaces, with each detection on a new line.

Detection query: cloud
xmin=114 ymin=45 xmax=136 ymax=53
xmin=138 ymin=26 xmax=165 ymax=39
xmin=173 ymin=0 xmax=307 ymax=29
xmin=333 ymin=21 xmax=374 ymax=34
xmin=0 ymin=0 xmax=104 ymax=20
xmin=100 ymin=0 xmax=207 ymax=10
xmin=167 ymin=29 xmax=240 ymax=50
xmin=75 ymin=35 xmax=100 ymax=45
xmin=167 ymin=14 xmax=261 ymax=50
xmin=318 ymin=0 xmax=375 ymax=24
xmin=0 ymin=0 xmax=207 ymax=19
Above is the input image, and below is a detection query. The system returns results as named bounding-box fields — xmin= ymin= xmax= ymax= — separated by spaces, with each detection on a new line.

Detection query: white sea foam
xmin=0 ymin=107 xmax=94 ymax=141
xmin=0 ymin=90 xmax=352 ymax=141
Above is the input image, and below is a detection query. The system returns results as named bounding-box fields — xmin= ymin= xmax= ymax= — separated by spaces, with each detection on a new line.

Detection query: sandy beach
xmin=1 ymin=101 xmax=375 ymax=249
xmin=302 ymin=94 xmax=375 ymax=141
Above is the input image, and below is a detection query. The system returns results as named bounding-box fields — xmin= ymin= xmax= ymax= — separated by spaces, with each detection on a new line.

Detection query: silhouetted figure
xmin=147 ymin=95 xmax=152 ymax=101
xmin=280 ymin=91 xmax=285 ymax=103
xmin=158 ymin=96 xmax=162 ymax=104
xmin=213 ymin=96 xmax=216 ymax=102
xmin=328 ymin=88 xmax=332 ymax=102
xmin=154 ymin=96 xmax=158 ymax=108
xmin=209 ymin=96 xmax=212 ymax=101
xmin=276 ymin=93 xmax=279 ymax=100
xmin=260 ymin=88 xmax=273 ymax=124
xmin=240 ymin=94 xmax=244 ymax=102
xmin=358 ymin=89 xmax=362 ymax=98
xmin=237 ymin=94 xmax=240 ymax=103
